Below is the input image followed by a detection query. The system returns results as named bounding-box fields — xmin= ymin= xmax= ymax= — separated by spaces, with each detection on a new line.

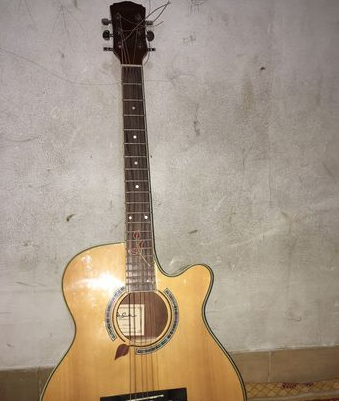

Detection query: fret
xmin=125 ymin=265 xmax=154 ymax=271
xmin=126 ymin=269 xmax=155 ymax=282
xmin=126 ymin=230 xmax=152 ymax=235
xmin=126 ymin=276 xmax=155 ymax=280
xmin=126 ymin=220 xmax=152 ymax=224
xmin=124 ymin=114 xmax=145 ymax=117
xmin=126 ymin=275 xmax=155 ymax=281
xmin=126 ymin=190 xmax=150 ymax=193
xmin=126 ymin=271 xmax=154 ymax=277
xmin=125 ymin=267 xmax=155 ymax=273
xmin=125 ymin=199 xmax=150 ymax=204
xmin=125 ymin=179 xmax=148 ymax=183
xmin=126 ymin=261 xmax=154 ymax=267
xmin=125 ymin=211 xmax=151 ymax=215
xmin=126 ymin=269 xmax=154 ymax=276
xmin=126 ymin=276 xmax=154 ymax=281
xmin=126 ymin=269 xmax=155 ymax=279
xmin=127 ymin=246 xmax=153 ymax=250
xmin=122 ymin=83 xmax=142 ymax=86
xmin=126 ymin=284 xmax=156 ymax=292
xmin=127 ymin=250 xmax=153 ymax=256
xmin=124 ymin=130 xmax=146 ymax=135
xmin=122 ymin=66 xmax=142 ymax=83
xmin=126 ymin=260 xmax=154 ymax=266
xmin=126 ymin=278 xmax=155 ymax=283
xmin=127 ymin=250 xmax=154 ymax=255
xmin=125 ymin=179 xmax=149 ymax=182
xmin=124 ymin=143 xmax=146 ymax=145
xmin=125 ymin=220 xmax=152 ymax=228
xmin=126 ymin=260 xmax=154 ymax=264
xmin=126 ymin=201 xmax=150 ymax=203
xmin=125 ymin=202 xmax=149 ymax=205
xmin=126 ymin=239 xmax=153 ymax=243
xmin=126 ymin=277 xmax=155 ymax=281
xmin=126 ymin=273 xmax=154 ymax=279
xmin=125 ymin=184 xmax=150 ymax=192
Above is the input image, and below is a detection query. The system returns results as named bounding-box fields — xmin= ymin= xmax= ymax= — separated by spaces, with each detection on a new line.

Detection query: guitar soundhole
xmin=114 ymin=291 xmax=170 ymax=346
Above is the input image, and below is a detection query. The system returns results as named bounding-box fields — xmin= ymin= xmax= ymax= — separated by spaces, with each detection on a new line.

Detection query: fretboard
xmin=122 ymin=65 xmax=155 ymax=292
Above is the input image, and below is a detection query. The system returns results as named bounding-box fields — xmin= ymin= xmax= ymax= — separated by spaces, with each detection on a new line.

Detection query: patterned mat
xmin=246 ymin=379 xmax=339 ymax=400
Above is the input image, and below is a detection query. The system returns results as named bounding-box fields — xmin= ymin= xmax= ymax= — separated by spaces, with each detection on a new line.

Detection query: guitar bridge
xmin=100 ymin=387 xmax=187 ymax=401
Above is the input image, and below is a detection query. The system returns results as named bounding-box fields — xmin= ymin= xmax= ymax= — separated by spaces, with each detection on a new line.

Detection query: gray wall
xmin=1 ymin=0 xmax=339 ymax=369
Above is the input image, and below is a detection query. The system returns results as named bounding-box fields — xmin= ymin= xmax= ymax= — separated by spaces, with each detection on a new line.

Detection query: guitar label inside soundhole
xmin=114 ymin=291 xmax=169 ymax=345
xmin=117 ymin=304 xmax=145 ymax=336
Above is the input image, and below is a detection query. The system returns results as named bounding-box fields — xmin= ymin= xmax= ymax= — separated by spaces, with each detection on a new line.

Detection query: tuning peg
xmin=103 ymin=47 xmax=113 ymax=52
xmin=146 ymin=20 xmax=153 ymax=26
xmin=146 ymin=31 xmax=155 ymax=42
xmin=102 ymin=30 xmax=113 ymax=40
xmin=148 ymin=47 xmax=156 ymax=52
xmin=101 ymin=18 xmax=111 ymax=25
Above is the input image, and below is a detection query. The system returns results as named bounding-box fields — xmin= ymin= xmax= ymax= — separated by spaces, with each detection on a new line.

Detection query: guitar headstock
xmin=103 ymin=1 xmax=150 ymax=65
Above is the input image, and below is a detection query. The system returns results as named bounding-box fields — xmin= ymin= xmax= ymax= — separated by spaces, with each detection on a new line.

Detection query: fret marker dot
xmin=128 ymin=216 xmax=132 ymax=220
xmin=144 ymin=215 xmax=148 ymax=219
xmin=134 ymin=161 xmax=138 ymax=165
xmin=132 ymin=106 xmax=136 ymax=110
xmin=133 ymin=135 xmax=137 ymax=139
xmin=135 ymin=184 xmax=139 ymax=189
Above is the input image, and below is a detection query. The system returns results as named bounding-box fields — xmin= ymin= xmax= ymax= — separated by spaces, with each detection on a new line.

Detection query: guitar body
xmin=42 ymin=3 xmax=246 ymax=400
xmin=41 ymin=243 xmax=246 ymax=401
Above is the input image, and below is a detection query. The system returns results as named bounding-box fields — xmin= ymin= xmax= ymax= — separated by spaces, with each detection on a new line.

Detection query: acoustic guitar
xmin=41 ymin=2 xmax=246 ymax=401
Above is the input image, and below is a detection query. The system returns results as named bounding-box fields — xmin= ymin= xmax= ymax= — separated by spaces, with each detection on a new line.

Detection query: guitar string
xmin=121 ymin=31 xmax=144 ymax=401
xmin=137 ymin=64 xmax=147 ymax=399
xmin=122 ymin=65 xmax=133 ymax=401
xmin=131 ymin=62 xmax=156 ymax=401
xmin=132 ymin=41 xmax=148 ymax=401
xmin=140 ymin=64 xmax=158 ymax=395
xmin=141 ymin=65 xmax=153 ymax=397
xmin=120 ymin=2 xmax=170 ymax=45
xmin=146 ymin=2 xmax=157 ymax=389
xmin=119 ymin=13 xmax=165 ymax=399
xmin=120 ymin=30 xmax=134 ymax=401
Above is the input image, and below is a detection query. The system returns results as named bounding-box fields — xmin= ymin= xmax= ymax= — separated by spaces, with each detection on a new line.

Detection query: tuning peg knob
xmin=102 ymin=30 xmax=113 ymax=40
xmin=103 ymin=47 xmax=113 ymax=52
xmin=146 ymin=31 xmax=155 ymax=42
xmin=101 ymin=18 xmax=111 ymax=25
xmin=148 ymin=47 xmax=156 ymax=52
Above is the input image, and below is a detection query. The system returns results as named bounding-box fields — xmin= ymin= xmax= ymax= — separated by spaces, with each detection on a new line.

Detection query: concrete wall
xmin=0 ymin=0 xmax=339 ymax=370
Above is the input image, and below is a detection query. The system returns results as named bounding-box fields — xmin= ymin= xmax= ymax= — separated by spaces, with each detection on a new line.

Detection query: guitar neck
xmin=122 ymin=65 xmax=156 ymax=292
